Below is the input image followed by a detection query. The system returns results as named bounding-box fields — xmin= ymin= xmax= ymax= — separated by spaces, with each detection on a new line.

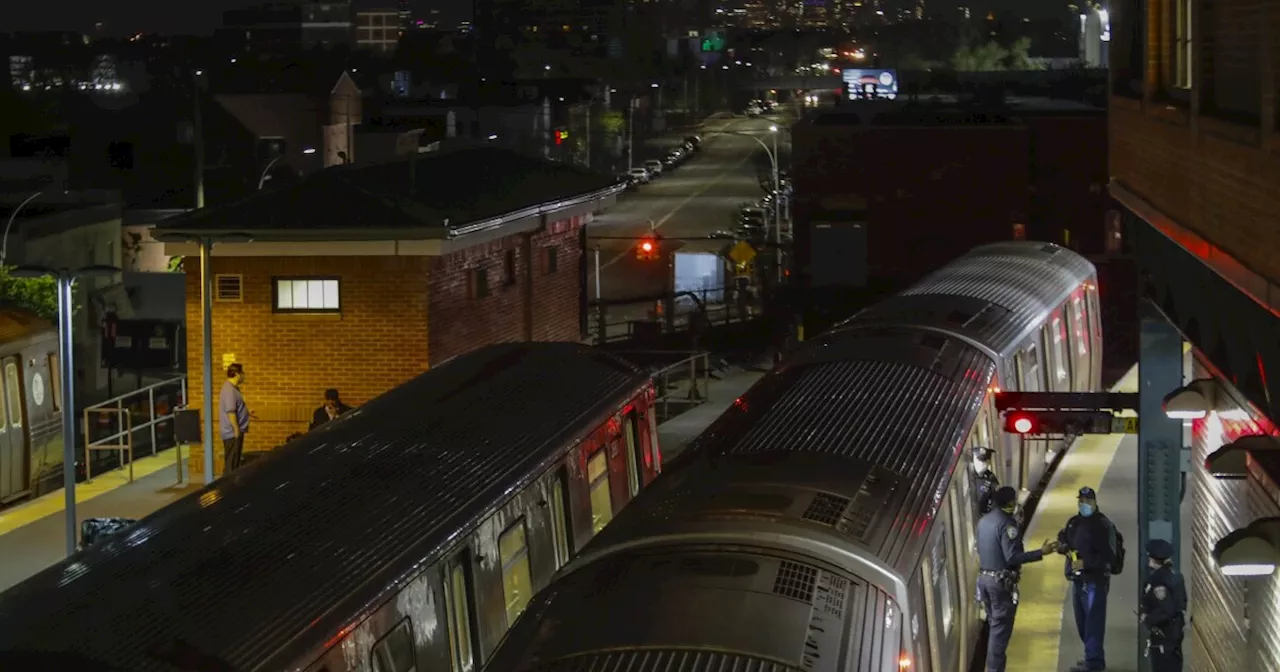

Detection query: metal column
xmin=200 ymin=240 xmax=216 ymax=484
xmin=57 ymin=273 xmax=77 ymax=556
xmin=1137 ymin=300 xmax=1184 ymax=671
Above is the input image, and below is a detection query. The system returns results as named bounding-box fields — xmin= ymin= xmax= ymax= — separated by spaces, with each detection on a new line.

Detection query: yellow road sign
xmin=728 ymin=240 xmax=757 ymax=265
xmin=1111 ymin=416 xmax=1139 ymax=434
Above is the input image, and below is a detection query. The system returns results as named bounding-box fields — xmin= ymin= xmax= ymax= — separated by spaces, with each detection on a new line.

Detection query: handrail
xmin=82 ymin=375 xmax=188 ymax=483
xmin=650 ymin=352 xmax=712 ymax=422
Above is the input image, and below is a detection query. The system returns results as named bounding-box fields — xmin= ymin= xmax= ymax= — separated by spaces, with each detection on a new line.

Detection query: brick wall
xmin=1110 ymin=103 xmax=1280 ymax=283
xmin=184 ymin=255 xmax=430 ymax=477
xmin=427 ymin=216 xmax=585 ymax=364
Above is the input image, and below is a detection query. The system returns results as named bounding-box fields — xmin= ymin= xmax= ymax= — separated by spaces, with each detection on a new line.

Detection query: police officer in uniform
xmin=973 ymin=446 xmax=1001 ymax=515
xmin=977 ymin=486 xmax=1059 ymax=672
xmin=1141 ymin=538 xmax=1187 ymax=672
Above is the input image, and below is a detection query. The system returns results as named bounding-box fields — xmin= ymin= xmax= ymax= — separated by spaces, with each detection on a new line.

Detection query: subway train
xmin=0 ymin=342 xmax=662 ymax=672
xmin=0 ymin=309 xmax=64 ymax=504
xmin=481 ymin=242 xmax=1103 ymax=672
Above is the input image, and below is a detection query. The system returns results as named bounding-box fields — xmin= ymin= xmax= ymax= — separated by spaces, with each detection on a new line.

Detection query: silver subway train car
xmin=0 ymin=342 xmax=662 ymax=672
xmin=481 ymin=242 xmax=1102 ymax=672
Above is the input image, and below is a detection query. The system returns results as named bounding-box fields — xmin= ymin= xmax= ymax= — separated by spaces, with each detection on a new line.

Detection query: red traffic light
xmin=636 ymin=236 xmax=660 ymax=261
xmin=1006 ymin=411 xmax=1037 ymax=435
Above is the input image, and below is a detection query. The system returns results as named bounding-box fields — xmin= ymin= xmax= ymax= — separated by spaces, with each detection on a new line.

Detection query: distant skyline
xmin=6 ymin=0 xmax=469 ymax=37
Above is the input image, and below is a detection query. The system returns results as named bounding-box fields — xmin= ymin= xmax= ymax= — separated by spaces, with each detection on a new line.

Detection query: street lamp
xmin=10 ymin=263 xmax=120 ymax=556
xmin=152 ymin=231 xmax=254 ymax=485
xmin=1 ymin=190 xmax=44 ymax=266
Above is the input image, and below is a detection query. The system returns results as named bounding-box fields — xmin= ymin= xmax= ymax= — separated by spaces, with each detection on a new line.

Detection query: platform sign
xmin=728 ymin=240 xmax=757 ymax=265
xmin=1112 ymin=416 xmax=1139 ymax=434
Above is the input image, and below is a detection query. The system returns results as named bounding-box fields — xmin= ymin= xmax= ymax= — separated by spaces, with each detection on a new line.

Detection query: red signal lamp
xmin=635 ymin=236 xmax=660 ymax=261
xmin=641 ymin=241 xmax=653 ymax=252
xmin=1006 ymin=411 xmax=1038 ymax=435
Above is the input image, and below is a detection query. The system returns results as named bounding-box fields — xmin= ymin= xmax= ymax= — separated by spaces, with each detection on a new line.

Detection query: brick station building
xmin=155 ymin=146 xmax=621 ymax=478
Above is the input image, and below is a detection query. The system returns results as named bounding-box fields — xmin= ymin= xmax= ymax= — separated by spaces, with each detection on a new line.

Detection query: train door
xmin=444 ymin=552 xmax=479 ymax=672
xmin=622 ymin=411 xmax=642 ymax=497
xmin=947 ymin=477 xmax=975 ymax=664
xmin=586 ymin=448 xmax=614 ymax=534
xmin=919 ymin=523 xmax=959 ymax=668
xmin=1067 ymin=291 xmax=1093 ymax=391
xmin=1045 ymin=315 xmax=1071 ymax=393
xmin=547 ymin=469 xmax=572 ymax=569
xmin=0 ymin=357 xmax=25 ymax=500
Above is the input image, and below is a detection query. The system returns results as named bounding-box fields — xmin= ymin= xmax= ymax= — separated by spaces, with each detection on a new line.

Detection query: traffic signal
xmin=1001 ymin=409 xmax=1119 ymax=436
xmin=636 ymin=235 xmax=660 ymax=261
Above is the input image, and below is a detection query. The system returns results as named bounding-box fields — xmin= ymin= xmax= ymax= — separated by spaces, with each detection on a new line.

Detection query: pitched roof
xmin=154 ymin=146 xmax=620 ymax=239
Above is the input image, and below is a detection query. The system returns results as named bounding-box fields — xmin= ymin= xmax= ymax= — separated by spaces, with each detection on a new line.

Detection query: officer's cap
xmin=972 ymin=446 xmax=994 ymax=460
xmin=1147 ymin=538 xmax=1174 ymax=560
xmin=1077 ymin=486 xmax=1098 ymax=501
xmin=993 ymin=486 xmax=1018 ymax=508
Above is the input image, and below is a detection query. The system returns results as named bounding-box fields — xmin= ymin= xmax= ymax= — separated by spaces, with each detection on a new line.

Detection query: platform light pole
xmin=1 ymin=190 xmax=44 ymax=266
xmin=12 ymin=264 xmax=120 ymax=556
xmin=154 ymin=232 xmax=253 ymax=485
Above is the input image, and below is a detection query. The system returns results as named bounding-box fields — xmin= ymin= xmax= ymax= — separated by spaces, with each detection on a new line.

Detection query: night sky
xmin=6 ymin=0 xmax=466 ymax=37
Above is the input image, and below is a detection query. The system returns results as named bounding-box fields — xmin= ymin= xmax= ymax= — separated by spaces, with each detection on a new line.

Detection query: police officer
xmin=1141 ymin=538 xmax=1187 ymax=671
xmin=1057 ymin=486 xmax=1117 ymax=672
xmin=977 ymin=485 xmax=1058 ymax=672
xmin=973 ymin=447 xmax=1001 ymax=515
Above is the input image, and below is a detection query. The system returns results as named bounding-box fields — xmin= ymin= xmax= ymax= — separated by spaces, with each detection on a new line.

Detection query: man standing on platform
xmin=1057 ymin=486 xmax=1120 ymax=672
xmin=976 ymin=486 xmax=1059 ymax=672
xmin=219 ymin=363 xmax=250 ymax=475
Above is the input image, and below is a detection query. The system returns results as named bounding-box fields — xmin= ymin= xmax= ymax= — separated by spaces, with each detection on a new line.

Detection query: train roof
xmin=0 ymin=342 xmax=649 ymax=671
xmin=849 ymin=241 xmax=1095 ymax=357
xmin=586 ymin=325 xmax=995 ymax=575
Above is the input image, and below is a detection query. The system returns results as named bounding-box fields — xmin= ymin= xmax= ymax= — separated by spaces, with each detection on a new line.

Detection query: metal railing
xmin=82 ymin=376 xmax=187 ymax=483
xmin=592 ymin=286 xmax=762 ymax=344
xmin=616 ymin=351 xmax=713 ymax=423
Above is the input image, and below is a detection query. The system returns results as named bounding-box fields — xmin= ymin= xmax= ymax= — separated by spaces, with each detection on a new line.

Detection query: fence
xmin=609 ymin=350 xmax=714 ymax=424
xmin=592 ymin=285 xmax=762 ymax=344
xmin=82 ymin=376 xmax=187 ymax=483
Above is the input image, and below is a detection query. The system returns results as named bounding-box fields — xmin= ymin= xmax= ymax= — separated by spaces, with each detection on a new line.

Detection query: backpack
xmin=1110 ymin=526 xmax=1126 ymax=575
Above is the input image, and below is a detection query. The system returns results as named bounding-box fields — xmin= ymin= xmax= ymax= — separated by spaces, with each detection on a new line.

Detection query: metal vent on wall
xmin=214 ymin=275 xmax=243 ymax=302
xmin=802 ymin=493 xmax=851 ymax=526
xmin=772 ymin=561 xmax=818 ymax=603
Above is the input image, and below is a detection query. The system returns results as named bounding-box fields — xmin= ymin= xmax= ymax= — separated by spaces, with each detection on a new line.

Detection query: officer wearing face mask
xmin=972 ymin=446 xmax=1000 ymax=515
xmin=977 ymin=486 xmax=1058 ymax=672
xmin=1141 ymin=538 xmax=1187 ymax=671
xmin=1056 ymin=486 xmax=1120 ymax=672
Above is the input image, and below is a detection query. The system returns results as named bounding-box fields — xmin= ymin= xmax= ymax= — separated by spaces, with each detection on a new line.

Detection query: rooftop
xmin=154 ymin=145 xmax=620 ymax=239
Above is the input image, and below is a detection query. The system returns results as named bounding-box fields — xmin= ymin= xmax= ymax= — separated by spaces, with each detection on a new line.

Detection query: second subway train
xmin=483 ymin=241 xmax=1103 ymax=672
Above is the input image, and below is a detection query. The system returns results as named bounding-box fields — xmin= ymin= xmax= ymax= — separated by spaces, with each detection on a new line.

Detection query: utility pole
xmin=627 ymin=95 xmax=636 ymax=171
xmin=192 ymin=70 xmax=205 ymax=210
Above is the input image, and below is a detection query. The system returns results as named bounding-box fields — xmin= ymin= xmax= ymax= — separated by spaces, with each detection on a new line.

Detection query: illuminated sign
xmin=843 ymin=69 xmax=898 ymax=100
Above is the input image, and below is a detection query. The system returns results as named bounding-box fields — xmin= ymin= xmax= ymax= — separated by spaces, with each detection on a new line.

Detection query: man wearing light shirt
xmin=218 ymin=363 xmax=250 ymax=475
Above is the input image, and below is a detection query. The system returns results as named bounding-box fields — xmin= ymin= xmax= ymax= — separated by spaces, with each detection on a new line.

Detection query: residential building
xmin=355 ymin=8 xmax=402 ymax=53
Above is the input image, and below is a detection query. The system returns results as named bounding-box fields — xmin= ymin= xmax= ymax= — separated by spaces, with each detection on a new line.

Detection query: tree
xmin=951 ymin=38 xmax=1044 ymax=72
xmin=598 ymin=111 xmax=625 ymax=135
xmin=0 ymin=266 xmax=77 ymax=321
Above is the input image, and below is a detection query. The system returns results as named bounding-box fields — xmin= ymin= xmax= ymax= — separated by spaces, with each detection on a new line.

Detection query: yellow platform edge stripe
xmin=0 ymin=445 xmax=189 ymax=537
xmin=1004 ymin=364 xmax=1138 ymax=671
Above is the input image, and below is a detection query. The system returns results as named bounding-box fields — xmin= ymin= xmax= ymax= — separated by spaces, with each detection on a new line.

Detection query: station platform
xmin=1007 ymin=364 xmax=1193 ymax=672
xmin=0 ymin=359 xmax=768 ymax=594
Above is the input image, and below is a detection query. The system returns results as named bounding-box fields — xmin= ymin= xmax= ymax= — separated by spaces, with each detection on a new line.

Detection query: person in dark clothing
xmin=310 ymin=389 xmax=352 ymax=430
xmin=1141 ymin=538 xmax=1187 ymax=671
xmin=973 ymin=446 xmax=1001 ymax=515
xmin=976 ymin=486 xmax=1058 ymax=672
xmin=1057 ymin=486 xmax=1118 ymax=672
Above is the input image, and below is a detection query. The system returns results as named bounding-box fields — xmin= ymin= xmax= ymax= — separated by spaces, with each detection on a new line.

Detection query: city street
xmin=588 ymin=114 xmax=791 ymax=318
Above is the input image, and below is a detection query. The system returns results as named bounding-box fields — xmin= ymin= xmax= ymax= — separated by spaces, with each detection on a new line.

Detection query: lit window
xmin=588 ymin=449 xmax=613 ymax=533
xmin=274 ymin=278 xmax=340 ymax=312
xmin=624 ymin=414 xmax=640 ymax=496
xmin=446 ymin=561 xmax=473 ymax=672
xmin=1174 ymin=0 xmax=1192 ymax=89
xmin=5 ymin=363 xmax=21 ymax=427
xmin=1051 ymin=318 xmax=1068 ymax=383
xmin=549 ymin=474 xmax=571 ymax=567
xmin=498 ymin=520 xmax=533 ymax=626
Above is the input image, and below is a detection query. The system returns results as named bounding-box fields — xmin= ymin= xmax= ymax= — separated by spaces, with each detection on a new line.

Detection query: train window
xmin=498 ymin=519 xmax=533 ymax=626
xmin=623 ymin=413 xmax=640 ymax=496
xmin=1071 ymin=296 xmax=1088 ymax=356
xmin=587 ymin=449 xmax=613 ymax=533
xmin=4 ymin=362 xmax=21 ymax=427
xmin=549 ymin=470 xmax=571 ymax=567
xmin=1050 ymin=317 xmax=1069 ymax=385
xmin=370 ymin=618 xmax=416 ymax=672
xmin=47 ymin=354 xmax=61 ymax=410
xmin=445 ymin=558 xmax=475 ymax=672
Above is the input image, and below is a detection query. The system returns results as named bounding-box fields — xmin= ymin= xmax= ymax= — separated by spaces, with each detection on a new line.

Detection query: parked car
xmin=644 ymin=159 xmax=664 ymax=177
xmin=628 ymin=167 xmax=651 ymax=184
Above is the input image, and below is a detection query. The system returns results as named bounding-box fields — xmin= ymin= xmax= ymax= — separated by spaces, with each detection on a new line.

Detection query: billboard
xmin=843 ymin=69 xmax=898 ymax=100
